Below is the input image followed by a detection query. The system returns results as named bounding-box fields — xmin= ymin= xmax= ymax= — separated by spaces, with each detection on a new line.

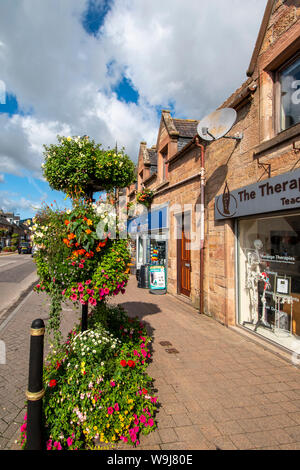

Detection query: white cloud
xmin=0 ymin=0 xmax=267 ymax=178
xmin=0 ymin=174 xmax=4 ymax=183
xmin=0 ymin=191 xmax=42 ymax=213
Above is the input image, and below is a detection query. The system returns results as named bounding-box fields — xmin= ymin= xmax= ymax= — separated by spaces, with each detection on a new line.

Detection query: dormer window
xmin=278 ymin=55 xmax=300 ymax=132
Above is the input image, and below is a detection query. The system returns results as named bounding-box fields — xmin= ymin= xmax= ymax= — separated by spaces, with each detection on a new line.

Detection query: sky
xmin=0 ymin=0 xmax=268 ymax=219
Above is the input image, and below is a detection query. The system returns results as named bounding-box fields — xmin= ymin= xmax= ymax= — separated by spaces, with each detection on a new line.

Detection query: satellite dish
xmin=197 ymin=108 xmax=241 ymax=141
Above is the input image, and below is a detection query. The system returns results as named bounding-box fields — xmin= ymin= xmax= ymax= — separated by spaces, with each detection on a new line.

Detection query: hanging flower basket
xmin=136 ymin=189 xmax=154 ymax=208
xmin=43 ymin=136 xmax=136 ymax=197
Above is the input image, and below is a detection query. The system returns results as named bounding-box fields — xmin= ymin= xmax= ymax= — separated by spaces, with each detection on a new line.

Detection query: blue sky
xmin=0 ymin=0 xmax=267 ymax=219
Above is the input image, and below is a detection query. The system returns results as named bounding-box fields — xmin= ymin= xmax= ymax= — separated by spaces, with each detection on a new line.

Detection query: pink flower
xmin=120 ymin=436 xmax=128 ymax=443
xmin=67 ymin=436 xmax=73 ymax=447
xmin=46 ymin=439 xmax=52 ymax=450
xmin=85 ymin=280 xmax=91 ymax=285
xmin=110 ymin=381 xmax=116 ymax=387
xmin=70 ymin=293 xmax=77 ymax=301
xmin=78 ymin=284 xmax=84 ymax=292
xmin=79 ymin=263 xmax=84 ymax=268
xmin=71 ymin=287 xmax=77 ymax=293
xmin=107 ymin=407 xmax=114 ymax=415
xmin=20 ymin=423 xmax=27 ymax=432
xmin=53 ymin=441 xmax=62 ymax=450
xmin=148 ymin=418 xmax=154 ymax=427
xmin=61 ymin=289 xmax=66 ymax=295
xmin=141 ymin=349 xmax=147 ymax=358
xmin=139 ymin=415 xmax=146 ymax=423
xmin=114 ymin=403 xmax=119 ymax=411
xmin=104 ymin=288 xmax=109 ymax=295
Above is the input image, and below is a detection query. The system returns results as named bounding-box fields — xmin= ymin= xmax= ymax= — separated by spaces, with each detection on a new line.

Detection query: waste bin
xmin=138 ymin=264 xmax=149 ymax=289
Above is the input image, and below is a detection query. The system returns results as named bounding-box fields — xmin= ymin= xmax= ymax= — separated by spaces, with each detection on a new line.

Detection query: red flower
xmin=120 ymin=360 xmax=127 ymax=367
xmin=49 ymin=379 xmax=57 ymax=388
xmin=142 ymin=388 xmax=148 ymax=395
xmin=127 ymin=360 xmax=135 ymax=368
xmin=56 ymin=361 xmax=61 ymax=370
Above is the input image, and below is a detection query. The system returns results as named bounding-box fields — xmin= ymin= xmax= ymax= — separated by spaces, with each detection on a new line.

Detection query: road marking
xmin=0 ymin=290 xmax=33 ymax=334
xmin=0 ymin=261 xmax=17 ymax=268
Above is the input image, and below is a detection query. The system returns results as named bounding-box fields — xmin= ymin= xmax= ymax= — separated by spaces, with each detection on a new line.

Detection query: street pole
xmin=25 ymin=318 xmax=45 ymax=450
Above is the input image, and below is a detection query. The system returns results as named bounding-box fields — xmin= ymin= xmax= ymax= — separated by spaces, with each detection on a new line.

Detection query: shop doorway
xmin=177 ymin=213 xmax=191 ymax=297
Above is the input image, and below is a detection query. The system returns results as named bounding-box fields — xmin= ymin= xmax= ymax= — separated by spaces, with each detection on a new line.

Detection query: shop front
xmin=215 ymin=169 xmax=300 ymax=351
xmin=127 ymin=204 xmax=169 ymax=284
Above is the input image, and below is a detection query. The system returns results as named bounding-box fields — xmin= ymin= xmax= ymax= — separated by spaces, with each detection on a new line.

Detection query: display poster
xmin=149 ymin=265 xmax=166 ymax=290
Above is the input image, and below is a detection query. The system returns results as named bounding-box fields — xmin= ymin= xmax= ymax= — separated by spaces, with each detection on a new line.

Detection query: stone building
xmin=127 ymin=0 xmax=300 ymax=353
xmin=203 ymin=0 xmax=300 ymax=352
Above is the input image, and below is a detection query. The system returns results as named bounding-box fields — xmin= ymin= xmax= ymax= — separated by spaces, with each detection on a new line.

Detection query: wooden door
xmin=178 ymin=215 xmax=191 ymax=297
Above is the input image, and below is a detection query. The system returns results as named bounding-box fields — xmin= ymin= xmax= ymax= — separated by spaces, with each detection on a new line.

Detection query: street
xmin=0 ymin=254 xmax=37 ymax=321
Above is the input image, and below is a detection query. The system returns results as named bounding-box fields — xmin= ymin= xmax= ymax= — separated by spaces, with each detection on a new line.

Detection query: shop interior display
xmin=244 ymin=239 xmax=273 ymax=332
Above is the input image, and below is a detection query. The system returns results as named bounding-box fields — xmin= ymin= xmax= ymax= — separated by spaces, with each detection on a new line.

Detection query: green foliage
xmin=43 ymin=135 xmax=135 ymax=196
xmin=136 ymin=189 xmax=154 ymax=208
xmin=21 ymin=304 xmax=158 ymax=450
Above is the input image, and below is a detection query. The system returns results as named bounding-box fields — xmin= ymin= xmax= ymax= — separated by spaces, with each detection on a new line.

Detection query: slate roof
xmin=173 ymin=119 xmax=199 ymax=138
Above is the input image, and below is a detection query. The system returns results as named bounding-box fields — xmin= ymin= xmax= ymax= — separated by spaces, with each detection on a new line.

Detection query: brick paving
xmin=1 ymin=275 xmax=300 ymax=450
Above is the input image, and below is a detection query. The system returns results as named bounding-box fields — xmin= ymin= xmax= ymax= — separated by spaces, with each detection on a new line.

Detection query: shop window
xmin=238 ymin=213 xmax=300 ymax=351
xmin=278 ymin=56 xmax=300 ymax=132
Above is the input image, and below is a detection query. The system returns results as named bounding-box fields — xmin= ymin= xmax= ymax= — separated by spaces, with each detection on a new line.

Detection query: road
xmin=0 ymin=254 xmax=38 ymax=320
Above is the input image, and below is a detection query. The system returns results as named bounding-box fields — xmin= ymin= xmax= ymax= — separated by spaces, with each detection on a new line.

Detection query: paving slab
xmin=1 ymin=275 xmax=300 ymax=450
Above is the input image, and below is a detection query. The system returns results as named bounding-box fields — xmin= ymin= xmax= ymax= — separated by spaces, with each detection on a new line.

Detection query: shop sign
xmin=149 ymin=265 xmax=166 ymax=290
xmin=215 ymin=169 xmax=300 ymax=220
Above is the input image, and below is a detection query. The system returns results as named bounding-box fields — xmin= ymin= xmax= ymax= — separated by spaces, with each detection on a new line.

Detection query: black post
xmin=25 ymin=319 xmax=45 ymax=450
xmin=81 ymin=303 xmax=88 ymax=332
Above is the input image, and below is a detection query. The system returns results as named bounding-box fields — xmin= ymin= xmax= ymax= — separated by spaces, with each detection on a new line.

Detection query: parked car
xmin=18 ymin=242 xmax=32 ymax=254
xmin=31 ymin=245 xmax=38 ymax=257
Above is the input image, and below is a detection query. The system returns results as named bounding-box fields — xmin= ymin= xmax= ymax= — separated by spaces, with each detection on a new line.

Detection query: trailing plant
xmin=136 ymin=188 xmax=154 ymax=208
xmin=43 ymin=135 xmax=135 ymax=197
xmin=20 ymin=304 xmax=158 ymax=450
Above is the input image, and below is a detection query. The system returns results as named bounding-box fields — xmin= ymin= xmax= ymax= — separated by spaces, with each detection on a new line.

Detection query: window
xmin=278 ymin=56 xmax=300 ymax=132
xmin=238 ymin=213 xmax=300 ymax=351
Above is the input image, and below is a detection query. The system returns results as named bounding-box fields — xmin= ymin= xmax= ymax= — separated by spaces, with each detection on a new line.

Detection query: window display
xmin=238 ymin=214 xmax=300 ymax=349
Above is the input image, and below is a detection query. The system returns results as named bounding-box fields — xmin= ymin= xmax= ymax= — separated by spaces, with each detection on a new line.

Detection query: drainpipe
xmin=194 ymin=136 xmax=205 ymax=315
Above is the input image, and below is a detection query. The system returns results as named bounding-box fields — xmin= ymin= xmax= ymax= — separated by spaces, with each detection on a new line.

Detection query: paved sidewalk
xmin=1 ymin=275 xmax=300 ymax=450
xmin=109 ymin=276 xmax=300 ymax=450
xmin=0 ymin=290 xmax=79 ymax=450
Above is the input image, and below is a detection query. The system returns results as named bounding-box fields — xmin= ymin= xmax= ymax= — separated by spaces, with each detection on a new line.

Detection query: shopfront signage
xmin=127 ymin=205 xmax=168 ymax=233
xmin=215 ymin=169 xmax=300 ymax=220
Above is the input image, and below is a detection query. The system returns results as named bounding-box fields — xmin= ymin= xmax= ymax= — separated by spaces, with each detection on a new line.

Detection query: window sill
xmin=253 ymin=123 xmax=300 ymax=158
xmin=155 ymin=180 xmax=169 ymax=191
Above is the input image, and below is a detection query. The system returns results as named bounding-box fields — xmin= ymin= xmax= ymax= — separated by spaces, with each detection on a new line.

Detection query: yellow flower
xmin=127 ymin=399 xmax=133 ymax=404
xmin=124 ymin=410 xmax=128 ymax=415
xmin=86 ymin=219 xmax=93 ymax=226
xmin=106 ymin=424 xmax=110 ymax=428
xmin=93 ymin=426 xmax=98 ymax=431
xmin=112 ymin=436 xmax=116 ymax=441
xmin=92 ymin=399 xmax=96 ymax=405
xmin=67 ymin=136 xmax=72 ymax=141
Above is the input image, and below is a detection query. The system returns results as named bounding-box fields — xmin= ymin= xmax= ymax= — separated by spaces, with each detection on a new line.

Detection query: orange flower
xmin=85 ymin=229 xmax=92 ymax=235
xmin=78 ymin=249 xmax=86 ymax=255
xmin=68 ymin=233 xmax=75 ymax=240
xmin=63 ymin=238 xmax=70 ymax=246
xmin=64 ymin=220 xmax=70 ymax=225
